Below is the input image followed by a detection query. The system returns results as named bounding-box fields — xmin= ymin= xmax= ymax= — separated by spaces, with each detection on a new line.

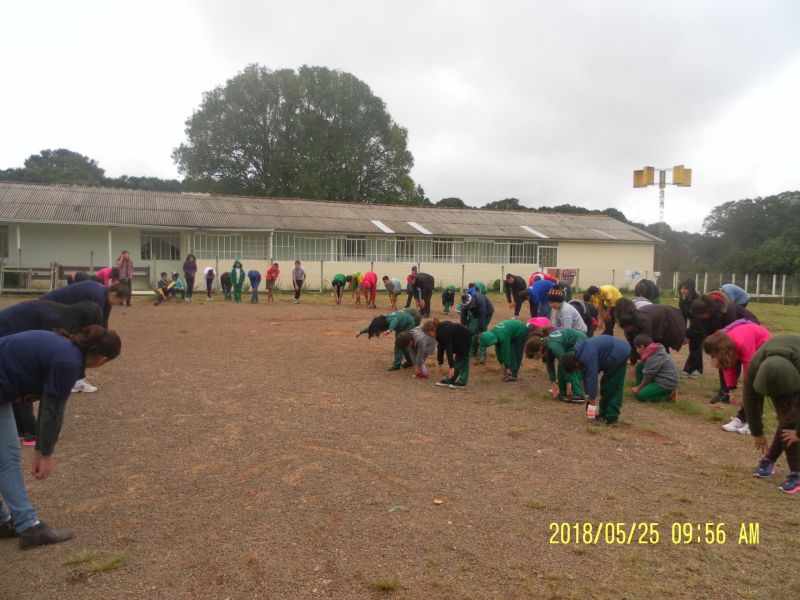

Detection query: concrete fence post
xmin=772 ymin=274 xmax=777 ymax=296
xmin=461 ymin=264 xmax=465 ymax=290
xmin=782 ymin=275 xmax=787 ymax=303
xmin=90 ymin=250 xmax=95 ymax=273
xmin=320 ymin=259 xmax=324 ymax=292
xmin=703 ymin=273 xmax=708 ymax=294
xmin=611 ymin=269 xmax=616 ymax=287
xmin=732 ymin=273 xmax=736 ymax=286
xmin=756 ymin=274 xmax=761 ymax=297
xmin=744 ymin=273 xmax=749 ymax=294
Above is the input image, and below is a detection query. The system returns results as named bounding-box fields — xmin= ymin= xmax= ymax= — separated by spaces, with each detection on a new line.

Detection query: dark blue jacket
xmin=248 ymin=270 xmax=261 ymax=287
xmin=0 ymin=300 xmax=101 ymax=337
xmin=43 ymin=280 xmax=110 ymax=327
xmin=460 ymin=292 xmax=494 ymax=333
xmin=574 ymin=336 xmax=630 ymax=399
xmin=527 ymin=280 xmax=556 ymax=304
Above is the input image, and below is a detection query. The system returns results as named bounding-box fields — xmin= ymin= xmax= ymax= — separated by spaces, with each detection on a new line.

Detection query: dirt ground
xmin=1 ymin=293 xmax=799 ymax=599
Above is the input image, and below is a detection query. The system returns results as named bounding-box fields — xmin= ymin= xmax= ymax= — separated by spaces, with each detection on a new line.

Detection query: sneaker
xmin=449 ymin=381 xmax=467 ymax=389
xmin=479 ymin=355 xmax=486 ymax=365
xmin=503 ymin=375 xmax=517 ymax=382
xmin=401 ymin=361 xmax=413 ymax=369
xmin=436 ymin=379 xmax=453 ymax=387
xmin=414 ymin=373 xmax=429 ymax=379
xmin=567 ymin=395 xmax=585 ymax=404
xmin=0 ymin=518 xmax=17 ymax=539
xmin=753 ymin=458 xmax=776 ymax=478
xmin=294 ymin=300 xmax=301 ymax=304
xmin=71 ymin=379 xmax=98 ymax=393
xmin=710 ymin=391 xmax=730 ymax=405
xmin=19 ymin=521 xmax=74 ymax=550
xmin=779 ymin=472 xmax=800 ymax=494
xmin=21 ymin=435 xmax=36 ymax=447
xmin=722 ymin=417 xmax=744 ymax=432
xmin=738 ymin=423 xmax=751 ymax=435
xmin=688 ymin=371 xmax=702 ymax=379
xmin=387 ymin=366 xmax=401 ymax=371
xmin=681 ymin=371 xmax=689 ymax=377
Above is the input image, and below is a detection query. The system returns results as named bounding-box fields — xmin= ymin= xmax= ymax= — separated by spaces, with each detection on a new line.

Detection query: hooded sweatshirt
xmin=544 ymin=329 xmax=587 ymax=382
xmin=550 ymin=301 xmax=587 ymax=333
xmin=743 ymin=334 xmax=800 ymax=437
xmin=479 ymin=319 xmax=528 ymax=368
xmin=719 ymin=320 xmax=772 ymax=389
xmin=231 ymin=260 xmax=246 ymax=286
xmin=460 ymin=292 xmax=494 ymax=332
xmin=638 ymin=343 xmax=680 ymax=390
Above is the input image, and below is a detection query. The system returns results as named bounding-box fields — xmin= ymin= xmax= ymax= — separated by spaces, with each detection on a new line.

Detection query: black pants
xmin=421 ymin=290 xmax=433 ymax=317
xmin=682 ymin=327 xmax=704 ymax=374
xmin=333 ymin=282 xmax=344 ymax=301
xmin=603 ymin=307 xmax=616 ymax=336
xmin=513 ymin=297 xmax=523 ymax=317
xmin=185 ymin=274 xmax=195 ymax=299
xmin=119 ymin=277 xmax=132 ymax=305
xmin=719 ymin=362 xmax=745 ymax=421
xmin=765 ymin=393 xmax=800 ymax=471
xmin=294 ymin=280 xmax=303 ymax=299
xmin=206 ymin=277 xmax=213 ymax=298
xmin=13 ymin=402 xmax=36 ymax=437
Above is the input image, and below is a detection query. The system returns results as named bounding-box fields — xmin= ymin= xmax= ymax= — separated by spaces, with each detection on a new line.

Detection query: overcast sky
xmin=2 ymin=1 xmax=799 ymax=232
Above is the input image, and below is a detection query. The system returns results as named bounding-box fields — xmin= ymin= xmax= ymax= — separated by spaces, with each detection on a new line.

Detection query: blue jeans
xmin=0 ymin=401 xmax=38 ymax=532
xmin=251 ymin=287 xmax=259 ymax=302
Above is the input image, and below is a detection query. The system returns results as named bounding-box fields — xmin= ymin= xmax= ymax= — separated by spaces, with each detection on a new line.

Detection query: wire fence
xmin=655 ymin=271 xmax=800 ymax=302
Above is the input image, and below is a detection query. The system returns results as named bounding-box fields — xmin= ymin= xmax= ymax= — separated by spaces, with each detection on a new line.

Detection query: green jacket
xmin=332 ymin=273 xmax=346 ymax=285
xmin=386 ymin=310 xmax=415 ymax=333
xmin=545 ymin=329 xmax=587 ymax=382
xmin=479 ymin=319 xmax=528 ymax=368
xmin=231 ymin=260 xmax=246 ymax=285
xmin=744 ymin=334 xmax=800 ymax=437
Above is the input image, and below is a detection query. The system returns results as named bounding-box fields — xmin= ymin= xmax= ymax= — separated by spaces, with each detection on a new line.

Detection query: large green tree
xmin=0 ymin=148 xmax=105 ymax=185
xmin=173 ymin=64 xmax=422 ymax=204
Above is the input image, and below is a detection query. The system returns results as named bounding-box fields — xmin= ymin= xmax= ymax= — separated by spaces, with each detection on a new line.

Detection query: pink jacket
xmin=95 ymin=267 xmax=116 ymax=286
xmin=721 ymin=320 xmax=771 ymax=388
xmin=361 ymin=271 xmax=378 ymax=288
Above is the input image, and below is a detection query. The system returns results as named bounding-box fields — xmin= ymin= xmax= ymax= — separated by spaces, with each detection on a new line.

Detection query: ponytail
xmin=58 ymin=325 xmax=122 ymax=360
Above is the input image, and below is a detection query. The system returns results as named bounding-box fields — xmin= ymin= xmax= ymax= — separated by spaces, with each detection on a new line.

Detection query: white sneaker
xmin=688 ymin=370 xmax=702 ymax=379
xmin=71 ymin=379 xmax=98 ymax=393
xmin=739 ymin=423 xmax=751 ymax=435
xmin=722 ymin=417 xmax=744 ymax=432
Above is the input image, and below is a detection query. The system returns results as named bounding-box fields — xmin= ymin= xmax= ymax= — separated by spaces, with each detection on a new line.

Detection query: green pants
xmin=557 ymin=364 xmax=583 ymax=396
xmin=634 ymin=363 xmax=672 ymax=402
xmin=509 ymin=337 xmax=526 ymax=377
xmin=393 ymin=331 xmax=412 ymax=368
xmin=468 ymin=316 xmax=492 ymax=360
xmin=443 ymin=302 xmax=453 ymax=314
xmin=452 ymin=353 xmax=470 ymax=385
xmin=598 ymin=361 xmax=627 ymax=423
xmin=233 ymin=283 xmax=243 ymax=302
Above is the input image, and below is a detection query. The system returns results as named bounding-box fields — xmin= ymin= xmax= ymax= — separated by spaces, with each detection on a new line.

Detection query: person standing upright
xmin=115 ymin=250 xmax=134 ymax=306
xmin=292 ymin=261 xmax=307 ymax=304
xmin=182 ymin=254 xmax=197 ymax=302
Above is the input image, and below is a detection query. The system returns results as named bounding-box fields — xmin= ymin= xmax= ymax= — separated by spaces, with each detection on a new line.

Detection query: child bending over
xmin=630 ymin=334 xmax=679 ymax=403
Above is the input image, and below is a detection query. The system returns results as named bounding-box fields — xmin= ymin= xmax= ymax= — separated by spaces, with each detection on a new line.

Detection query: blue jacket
xmin=248 ymin=270 xmax=262 ymax=287
xmin=721 ymin=284 xmax=749 ymax=306
xmin=574 ymin=336 xmax=630 ymax=399
xmin=527 ymin=280 xmax=556 ymax=304
xmin=43 ymin=280 xmax=110 ymax=327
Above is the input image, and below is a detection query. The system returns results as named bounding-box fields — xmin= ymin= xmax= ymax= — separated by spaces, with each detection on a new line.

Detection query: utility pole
xmin=633 ymin=165 xmax=692 ymax=272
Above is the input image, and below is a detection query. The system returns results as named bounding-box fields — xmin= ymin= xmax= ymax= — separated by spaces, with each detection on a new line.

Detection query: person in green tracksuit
xmin=441 ymin=285 xmax=456 ymax=315
xmin=230 ymin=259 xmax=246 ymax=303
xmin=331 ymin=273 xmax=347 ymax=306
xmin=356 ymin=310 xmax=416 ymax=371
xmin=525 ymin=328 xmax=586 ymax=402
xmin=402 ymin=307 xmax=422 ymax=327
xmin=479 ymin=319 xmax=530 ymax=382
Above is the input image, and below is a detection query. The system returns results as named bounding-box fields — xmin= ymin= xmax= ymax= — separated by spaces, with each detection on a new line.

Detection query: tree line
xmin=1 ymin=62 xmax=797 ymax=274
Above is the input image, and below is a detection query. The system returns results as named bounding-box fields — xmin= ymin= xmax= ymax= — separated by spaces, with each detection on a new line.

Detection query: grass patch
xmin=496 ymin=395 xmax=515 ymax=404
xmin=64 ymin=549 xmax=102 ymax=566
xmin=370 ymin=576 xmax=403 ymax=592
xmin=425 ymin=555 xmax=441 ymax=568
xmin=87 ymin=553 xmax=129 ymax=573
xmin=508 ymin=425 xmax=534 ymax=438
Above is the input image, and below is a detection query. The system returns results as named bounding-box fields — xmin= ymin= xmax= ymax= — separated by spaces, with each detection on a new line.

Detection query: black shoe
xmin=401 ymin=361 xmax=413 ymax=369
xmin=436 ymin=379 xmax=453 ymax=387
xmin=568 ymin=395 xmax=585 ymax=404
xmin=0 ymin=519 xmax=18 ymax=539
xmin=449 ymin=381 xmax=467 ymax=389
xmin=387 ymin=365 xmax=401 ymax=371
xmin=19 ymin=521 xmax=73 ymax=550
xmin=710 ymin=392 xmax=730 ymax=405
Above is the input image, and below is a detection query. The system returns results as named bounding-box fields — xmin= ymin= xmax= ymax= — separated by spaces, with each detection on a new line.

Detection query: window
xmin=0 ymin=227 xmax=8 ymax=259
xmin=242 ymin=234 xmax=269 ymax=260
xmin=337 ymin=236 xmax=366 ymax=260
xmin=295 ymin=236 xmax=330 ymax=261
xmin=272 ymin=232 xmax=294 ymax=260
xmin=538 ymin=246 xmax=558 ymax=268
xmin=141 ymin=232 xmax=180 ymax=260
xmin=395 ymin=237 xmax=414 ymax=262
xmin=193 ymin=233 xmax=242 ymax=260
xmin=509 ymin=241 xmax=537 ymax=264
xmin=431 ymin=238 xmax=454 ymax=262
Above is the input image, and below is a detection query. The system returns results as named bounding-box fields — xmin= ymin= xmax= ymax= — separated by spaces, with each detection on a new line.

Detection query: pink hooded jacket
xmin=720 ymin=320 xmax=771 ymax=388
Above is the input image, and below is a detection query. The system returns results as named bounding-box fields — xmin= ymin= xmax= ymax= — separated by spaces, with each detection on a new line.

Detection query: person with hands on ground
xmin=703 ymin=320 xmax=771 ymax=435
xmin=362 ymin=271 xmax=379 ymax=309
xmin=346 ymin=272 xmax=363 ymax=307
xmin=561 ymin=335 xmax=630 ymax=425
xmin=434 ymin=320 xmax=474 ymax=389
xmin=630 ymin=334 xmax=680 ymax=403
xmin=585 ymin=284 xmax=623 ymax=335
xmin=411 ymin=272 xmax=435 ymax=318
xmin=396 ymin=320 xmax=438 ymax=379
xmin=441 ymin=285 xmax=457 ymax=315
xmin=744 ymin=334 xmax=800 ymax=493
xmin=479 ymin=319 xmax=530 ymax=382
xmin=525 ymin=327 xmax=587 ymax=402
xmin=547 ymin=287 xmax=587 ymax=333
xmin=332 ymin=273 xmax=347 ymax=306
xmin=382 ymin=275 xmax=403 ymax=311
xmin=356 ymin=310 xmax=416 ymax=371
xmin=0 ymin=326 xmax=121 ymax=550
xmin=460 ymin=291 xmax=494 ymax=364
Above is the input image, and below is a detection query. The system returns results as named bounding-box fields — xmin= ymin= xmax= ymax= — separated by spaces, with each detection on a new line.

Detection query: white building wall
xmin=557 ymin=241 xmax=655 ymax=290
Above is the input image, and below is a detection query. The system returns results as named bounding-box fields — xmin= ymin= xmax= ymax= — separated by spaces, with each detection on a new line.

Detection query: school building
xmin=0 ymin=182 xmax=660 ymax=292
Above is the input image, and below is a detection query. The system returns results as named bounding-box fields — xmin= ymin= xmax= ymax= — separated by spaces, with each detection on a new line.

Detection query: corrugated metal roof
xmin=0 ymin=182 xmax=662 ymax=243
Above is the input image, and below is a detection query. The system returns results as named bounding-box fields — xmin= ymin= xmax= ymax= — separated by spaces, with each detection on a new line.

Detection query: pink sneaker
xmin=414 ymin=373 xmax=429 ymax=379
